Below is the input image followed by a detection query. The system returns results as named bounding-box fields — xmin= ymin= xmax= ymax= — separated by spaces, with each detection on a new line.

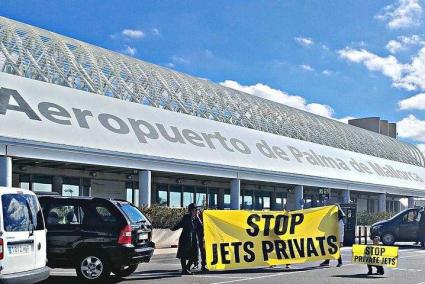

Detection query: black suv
xmin=38 ymin=196 xmax=155 ymax=282
xmin=370 ymin=208 xmax=422 ymax=245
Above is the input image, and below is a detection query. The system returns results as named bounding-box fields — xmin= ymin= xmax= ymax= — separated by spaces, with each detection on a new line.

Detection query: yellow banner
xmin=352 ymin=245 xmax=398 ymax=268
xmin=204 ymin=205 xmax=340 ymax=270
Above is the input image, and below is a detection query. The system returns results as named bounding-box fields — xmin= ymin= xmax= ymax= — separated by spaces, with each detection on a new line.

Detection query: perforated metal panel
xmin=0 ymin=16 xmax=423 ymax=167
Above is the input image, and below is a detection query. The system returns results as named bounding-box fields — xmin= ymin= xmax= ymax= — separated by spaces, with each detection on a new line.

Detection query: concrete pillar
xmin=270 ymin=191 xmax=277 ymax=211
xmin=0 ymin=156 xmax=12 ymax=187
xmin=408 ymin=197 xmax=415 ymax=208
xmin=342 ymin=189 xmax=351 ymax=203
xmin=138 ymin=170 xmax=151 ymax=207
xmin=218 ymin=188 xmax=225 ymax=209
xmin=230 ymin=179 xmax=241 ymax=210
xmin=52 ymin=176 xmax=63 ymax=195
xmin=294 ymin=185 xmax=304 ymax=210
xmin=378 ymin=193 xmax=386 ymax=212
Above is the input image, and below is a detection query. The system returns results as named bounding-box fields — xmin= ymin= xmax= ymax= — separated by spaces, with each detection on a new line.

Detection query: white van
xmin=0 ymin=187 xmax=49 ymax=283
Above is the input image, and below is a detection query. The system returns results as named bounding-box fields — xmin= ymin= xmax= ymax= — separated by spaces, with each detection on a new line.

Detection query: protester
xmin=171 ymin=203 xmax=200 ymax=275
xmin=418 ymin=208 xmax=425 ymax=247
xmin=320 ymin=206 xmax=345 ymax=267
xmin=367 ymin=236 xmax=384 ymax=275
xmin=192 ymin=208 xmax=208 ymax=272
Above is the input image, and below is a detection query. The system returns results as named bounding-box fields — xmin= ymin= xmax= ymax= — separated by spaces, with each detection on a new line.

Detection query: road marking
xmin=194 ymin=275 xmax=250 ymax=279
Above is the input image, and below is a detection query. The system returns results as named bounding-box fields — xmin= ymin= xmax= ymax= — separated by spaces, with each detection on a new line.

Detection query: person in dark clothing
xmin=171 ymin=203 xmax=200 ymax=275
xmin=417 ymin=208 xmax=425 ymax=247
xmin=192 ymin=209 xmax=208 ymax=271
xmin=367 ymin=236 xmax=384 ymax=275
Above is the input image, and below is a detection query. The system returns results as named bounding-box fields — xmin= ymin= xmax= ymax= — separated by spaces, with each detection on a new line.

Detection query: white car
xmin=0 ymin=187 xmax=49 ymax=283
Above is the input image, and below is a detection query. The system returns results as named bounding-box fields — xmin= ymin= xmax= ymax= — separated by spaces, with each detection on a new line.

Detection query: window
xmin=208 ymin=188 xmax=218 ymax=208
xmin=2 ymin=194 xmax=44 ymax=232
xmin=95 ymin=206 xmax=117 ymax=224
xmin=402 ymin=210 xmax=418 ymax=223
xmin=195 ymin=187 xmax=207 ymax=207
xmin=243 ymin=191 xmax=253 ymax=210
xmin=224 ymin=190 xmax=231 ymax=209
xmin=46 ymin=205 xmax=84 ymax=225
xmin=19 ymin=174 xmax=30 ymax=190
xmin=120 ymin=204 xmax=149 ymax=225
xmin=263 ymin=192 xmax=271 ymax=210
xmin=32 ymin=175 xmax=53 ymax=193
xmin=156 ymin=184 xmax=168 ymax=206
xmin=62 ymin=177 xmax=80 ymax=197
xmin=183 ymin=186 xmax=194 ymax=208
xmin=170 ymin=185 xmax=182 ymax=208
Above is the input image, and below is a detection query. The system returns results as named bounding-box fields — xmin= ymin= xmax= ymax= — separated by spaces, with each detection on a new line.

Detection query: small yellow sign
xmin=352 ymin=245 xmax=398 ymax=268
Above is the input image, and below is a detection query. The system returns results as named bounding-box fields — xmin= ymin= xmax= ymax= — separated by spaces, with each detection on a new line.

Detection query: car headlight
xmin=372 ymin=225 xmax=383 ymax=232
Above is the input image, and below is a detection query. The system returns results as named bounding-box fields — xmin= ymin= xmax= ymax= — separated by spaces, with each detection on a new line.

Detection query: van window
xmin=120 ymin=204 xmax=149 ymax=225
xmin=46 ymin=205 xmax=84 ymax=225
xmin=2 ymin=194 xmax=44 ymax=232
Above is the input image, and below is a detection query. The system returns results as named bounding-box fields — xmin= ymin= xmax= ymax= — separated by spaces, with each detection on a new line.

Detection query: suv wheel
xmin=76 ymin=254 xmax=111 ymax=282
xmin=382 ymin=232 xmax=395 ymax=246
xmin=113 ymin=264 xmax=138 ymax=278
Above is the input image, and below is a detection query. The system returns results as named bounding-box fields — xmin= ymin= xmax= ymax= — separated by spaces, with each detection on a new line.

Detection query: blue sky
xmin=1 ymin=0 xmax=425 ymax=152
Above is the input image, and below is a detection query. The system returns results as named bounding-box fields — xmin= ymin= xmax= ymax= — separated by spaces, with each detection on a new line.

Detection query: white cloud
xmin=121 ymin=29 xmax=145 ymax=39
xmin=220 ymin=80 xmax=334 ymax=118
xmin=399 ymin=93 xmax=425 ymax=109
xmin=338 ymin=47 xmax=404 ymax=82
xmin=386 ymin=35 xmax=425 ymax=53
xmin=300 ymin=64 xmax=314 ymax=71
xmin=397 ymin=114 xmax=425 ymax=142
xmin=376 ymin=0 xmax=422 ymax=29
xmin=294 ymin=36 xmax=314 ymax=47
xmin=322 ymin=69 xmax=333 ymax=76
xmin=338 ymin=116 xmax=356 ymax=124
xmin=122 ymin=45 xmax=137 ymax=56
xmin=152 ymin=28 xmax=160 ymax=36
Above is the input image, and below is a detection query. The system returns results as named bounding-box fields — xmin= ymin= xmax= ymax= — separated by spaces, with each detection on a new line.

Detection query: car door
xmin=44 ymin=199 xmax=85 ymax=264
xmin=398 ymin=209 xmax=419 ymax=241
xmin=0 ymin=192 xmax=36 ymax=274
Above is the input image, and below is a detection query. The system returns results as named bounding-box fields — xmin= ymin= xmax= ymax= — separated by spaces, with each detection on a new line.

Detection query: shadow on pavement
xmin=202 ymin=265 xmax=327 ymax=275
xmin=332 ymin=274 xmax=386 ymax=279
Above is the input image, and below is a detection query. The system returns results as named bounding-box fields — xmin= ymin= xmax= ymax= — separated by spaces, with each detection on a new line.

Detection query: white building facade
xmin=0 ymin=16 xmax=424 ymax=213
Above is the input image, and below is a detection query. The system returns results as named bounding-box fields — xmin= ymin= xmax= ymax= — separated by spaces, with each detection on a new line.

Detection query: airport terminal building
xmin=0 ymin=16 xmax=424 ymax=213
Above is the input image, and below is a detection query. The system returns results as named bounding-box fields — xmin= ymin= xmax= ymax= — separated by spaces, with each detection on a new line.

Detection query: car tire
xmin=76 ymin=253 xmax=111 ymax=282
xmin=381 ymin=232 xmax=395 ymax=246
xmin=113 ymin=264 xmax=138 ymax=278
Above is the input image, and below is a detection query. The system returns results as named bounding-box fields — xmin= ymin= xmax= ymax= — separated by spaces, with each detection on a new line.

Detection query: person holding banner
xmin=171 ymin=203 xmax=201 ymax=275
xmin=320 ymin=206 xmax=345 ymax=267
xmin=367 ymin=236 xmax=384 ymax=275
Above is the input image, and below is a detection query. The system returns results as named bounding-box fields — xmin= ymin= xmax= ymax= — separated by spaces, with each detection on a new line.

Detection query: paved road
xmin=43 ymin=245 xmax=425 ymax=284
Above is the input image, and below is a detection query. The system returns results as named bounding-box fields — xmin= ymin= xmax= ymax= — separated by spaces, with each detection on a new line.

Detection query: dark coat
xmin=171 ymin=214 xmax=202 ymax=260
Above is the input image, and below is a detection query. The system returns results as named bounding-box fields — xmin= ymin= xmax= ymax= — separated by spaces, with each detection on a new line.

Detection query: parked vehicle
xmin=370 ymin=208 xmax=423 ymax=245
xmin=38 ymin=196 xmax=155 ymax=282
xmin=0 ymin=187 xmax=50 ymax=284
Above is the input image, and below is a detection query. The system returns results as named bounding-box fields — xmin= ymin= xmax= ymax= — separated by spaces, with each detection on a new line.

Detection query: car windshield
xmin=120 ymin=203 xmax=150 ymax=225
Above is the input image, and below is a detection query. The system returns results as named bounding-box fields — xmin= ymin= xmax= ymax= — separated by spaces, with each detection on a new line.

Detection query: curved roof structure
xmin=0 ymin=16 xmax=424 ymax=167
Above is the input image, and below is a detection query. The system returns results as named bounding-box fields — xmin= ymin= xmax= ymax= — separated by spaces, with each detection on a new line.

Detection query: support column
xmin=52 ymin=176 xmax=63 ymax=195
xmin=0 ymin=156 xmax=12 ymax=187
xmin=408 ymin=197 xmax=415 ymax=208
xmin=378 ymin=193 xmax=386 ymax=212
xmin=217 ymin=188 xmax=225 ymax=209
xmin=138 ymin=170 xmax=151 ymax=208
xmin=270 ymin=191 xmax=277 ymax=211
xmin=294 ymin=185 xmax=304 ymax=210
xmin=342 ymin=189 xmax=351 ymax=204
xmin=230 ymin=179 xmax=241 ymax=210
